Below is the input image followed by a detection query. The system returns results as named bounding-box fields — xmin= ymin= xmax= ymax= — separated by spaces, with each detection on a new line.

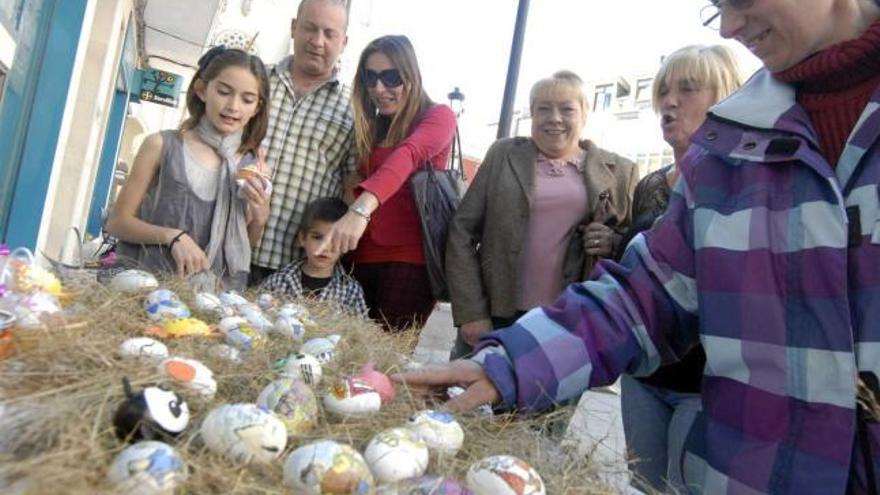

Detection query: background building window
xmin=593 ymin=84 xmax=613 ymax=112
xmin=635 ymin=78 xmax=652 ymax=103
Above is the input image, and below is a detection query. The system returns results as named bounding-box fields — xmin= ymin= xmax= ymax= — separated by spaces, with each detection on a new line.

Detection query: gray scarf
xmin=195 ymin=116 xmax=250 ymax=290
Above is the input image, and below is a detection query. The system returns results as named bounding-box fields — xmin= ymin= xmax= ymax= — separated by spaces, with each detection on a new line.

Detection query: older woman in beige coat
xmin=447 ymin=70 xmax=638 ymax=358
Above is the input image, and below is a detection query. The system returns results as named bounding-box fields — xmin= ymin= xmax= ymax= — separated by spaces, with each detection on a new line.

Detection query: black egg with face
xmin=113 ymin=378 xmax=190 ymax=442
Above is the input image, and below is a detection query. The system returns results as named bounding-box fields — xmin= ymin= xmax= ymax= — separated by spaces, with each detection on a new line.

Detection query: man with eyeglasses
xmin=395 ymin=0 xmax=880 ymax=492
xmin=249 ymin=0 xmax=356 ymax=285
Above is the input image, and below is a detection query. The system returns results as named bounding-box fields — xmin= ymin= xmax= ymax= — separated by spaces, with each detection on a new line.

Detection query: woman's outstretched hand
xmin=391 ymin=359 xmax=501 ymax=413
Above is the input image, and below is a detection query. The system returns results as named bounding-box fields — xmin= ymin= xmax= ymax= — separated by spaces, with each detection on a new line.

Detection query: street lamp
xmin=447 ymin=87 xmax=465 ymax=117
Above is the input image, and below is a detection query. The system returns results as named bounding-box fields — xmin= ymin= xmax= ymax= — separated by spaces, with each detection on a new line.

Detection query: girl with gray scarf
xmin=107 ymin=48 xmax=272 ymax=291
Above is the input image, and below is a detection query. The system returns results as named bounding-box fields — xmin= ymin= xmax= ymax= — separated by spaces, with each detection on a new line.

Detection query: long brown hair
xmin=351 ymin=35 xmax=432 ymax=161
xmin=181 ymin=48 xmax=270 ymax=155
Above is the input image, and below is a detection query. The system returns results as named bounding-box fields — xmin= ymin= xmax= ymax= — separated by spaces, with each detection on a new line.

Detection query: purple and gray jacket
xmin=474 ymin=69 xmax=880 ymax=493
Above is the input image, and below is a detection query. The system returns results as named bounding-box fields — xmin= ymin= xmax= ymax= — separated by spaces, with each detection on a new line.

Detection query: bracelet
xmin=349 ymin=204 xmax=371 ymax=221
xmin=167 ymin=230 xmax=187 ymax=250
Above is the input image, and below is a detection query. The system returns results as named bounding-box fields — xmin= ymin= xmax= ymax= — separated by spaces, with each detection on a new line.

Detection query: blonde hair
xmin=652 ymin=45 xmax=742 ymax=112
xmin=351 ymin=35 xmax=432 ymax=161
xmin=529 ymin=70 xmax=589 ymax=116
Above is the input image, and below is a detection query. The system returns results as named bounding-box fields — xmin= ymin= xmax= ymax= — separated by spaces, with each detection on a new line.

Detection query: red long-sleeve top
xmin=354 ymin=104 xmax=456 ymax=264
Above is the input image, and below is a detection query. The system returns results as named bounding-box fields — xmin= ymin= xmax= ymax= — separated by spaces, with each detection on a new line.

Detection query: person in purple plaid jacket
xmin=396 ymin=0 xmax=880 ymax=492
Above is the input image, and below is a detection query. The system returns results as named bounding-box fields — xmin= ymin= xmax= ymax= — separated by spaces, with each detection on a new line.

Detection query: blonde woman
xmin=317 ymin=35 xmax=456 ymax=331
xmin=446 ymin=71 xmax=638 ymax=358
xmin=616 ymin=45 xmax=741 ymax=493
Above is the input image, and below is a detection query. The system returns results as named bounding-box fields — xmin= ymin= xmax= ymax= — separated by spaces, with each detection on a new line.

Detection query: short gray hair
xmin=295 ymin=0 xmax=349 ymax=29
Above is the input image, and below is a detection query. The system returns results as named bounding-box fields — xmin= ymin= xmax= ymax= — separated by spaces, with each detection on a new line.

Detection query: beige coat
xmin=446 ymin=137 xmax=638 ymax=326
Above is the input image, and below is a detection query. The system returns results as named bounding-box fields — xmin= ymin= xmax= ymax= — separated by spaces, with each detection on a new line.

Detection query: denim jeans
xmin=620 ymin=373 xmax=701 ymax=493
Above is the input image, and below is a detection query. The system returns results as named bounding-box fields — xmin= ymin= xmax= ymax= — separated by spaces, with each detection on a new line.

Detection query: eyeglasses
xmin=363 ymin=69 xmax=404 ymax=89
xmin=700 ymin=0 xmax=754 ymax=30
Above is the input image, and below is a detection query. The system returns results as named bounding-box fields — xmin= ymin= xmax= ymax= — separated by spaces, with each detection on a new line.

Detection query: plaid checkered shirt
xmin=252 ymin=56 xmax=356 ymax=269
xmin=259 ymin=258 xmax=367 ymax=317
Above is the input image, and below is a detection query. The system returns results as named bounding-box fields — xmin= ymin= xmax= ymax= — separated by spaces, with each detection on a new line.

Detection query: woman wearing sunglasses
xmin=317 ymin=34 xmax=455 ymax=332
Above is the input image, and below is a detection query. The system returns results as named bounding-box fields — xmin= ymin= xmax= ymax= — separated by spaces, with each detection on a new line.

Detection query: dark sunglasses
xmin=363 ymin=69 xmax=404 ymax=89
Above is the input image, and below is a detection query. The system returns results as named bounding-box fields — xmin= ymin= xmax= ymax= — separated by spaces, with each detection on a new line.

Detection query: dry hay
xmin=0 ymin=275 xmax=615 ymax=494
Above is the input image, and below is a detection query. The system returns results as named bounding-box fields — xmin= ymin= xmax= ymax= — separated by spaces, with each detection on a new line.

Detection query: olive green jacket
xmin=446 ymin=137 xmax=638 ymax=326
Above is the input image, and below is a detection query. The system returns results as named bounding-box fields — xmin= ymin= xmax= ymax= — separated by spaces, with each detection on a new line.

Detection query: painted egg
xmin=354 ymin=363 xmax=396 ymax=404
xmin=218 ymin=290 xmax=248 ymax=307
xmin=107 ymin=441 xmax=188 ymax=495
xmin=224 ymin=325 xmax=265 ymax=352
xmin=111 ymin=270 xmax=159 ymax=293
xmin=119 ymin=337 xmax=169 ymax=361
xmin=375 ymin=476 xmax=473 ymax=495
xmin=157 ymin=357 xmax=217 ymax=399
xmin=322 ymin=377 xmax=381 ymax=417
xmin=149 ymin=318 xmax=213 ymax=339
xmin=283 ymin=440 xmax=374 ymax=495
xmin=300 ymin=337 xmax=337 ymax=365
xmin=364 ymin=428 xmax=429 ymax=484
xmin=193 ymin=292 xmax=234 ymax=318
xmin=272 ymin=314 xmax=306 ymax=341
xmin=466 ymin=455 xmax=546 ymax=495
xmin=407 ymin=410 xmax=464 ymax=455
xmin=144 ymin=289 xmax=176 ymax=306
xmin=144 ymin=300 xmax=191 ymax=322
xmin=238 ymin=304 xmax=273 ymax=333
xmin=113 ymin=380 xmax=189 ymax=442
xmin=217 ymin=316 xmax=250 ymax=334
xmin=256 ymin=378 xmax=318 ymax=437
xmin=200 ymin=403 xmax=287 ymax=464
xmin=277 ymin=302 xmax=309 ymax=319
xmin=210 ymin=344 xmax=242 ymax=363
xmin=257 ymin=293 xmax=276 ymax=311
xmin=278 ymin=353 xmax=322 ymax=386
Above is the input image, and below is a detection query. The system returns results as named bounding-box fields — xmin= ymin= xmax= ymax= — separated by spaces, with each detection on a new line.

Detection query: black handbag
xmin=409 ymin=127 xmax=464 ymax=301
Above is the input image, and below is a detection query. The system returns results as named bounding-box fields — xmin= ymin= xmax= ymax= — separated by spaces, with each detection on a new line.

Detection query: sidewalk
xmin=412 ymin=303 xmax=637 ymax=493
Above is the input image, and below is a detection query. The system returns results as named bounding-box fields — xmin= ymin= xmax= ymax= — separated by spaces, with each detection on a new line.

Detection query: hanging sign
xmin=134 ymin=69 xmax=184 ymax=107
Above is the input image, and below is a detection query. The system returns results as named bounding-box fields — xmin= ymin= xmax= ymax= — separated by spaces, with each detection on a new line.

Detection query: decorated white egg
xmin=277 ymin=302 xmax=309 ymax=319
xmin=272 ymin=314 xmax=306 ymax=341
xmin=144 ymin=298 xmax=191 ymax=322
xmin=218 ymin=316 xmax=250 ymax=334
xmin=210 ymin=344 xmax=242 ymax=363
xmin=466 ymin=455 xmax=545 ymax=495
xmin=218 ymin=290 xmax=248 ymax=307
xmin=200 ymin=403 xmax=287 ymax=464
xmin=257 ymin=293 xmax=276 ymax=311
xmin=144 ymin=289 xmax=175 ymax=306
xmin=300 ymin=337 xmax=337 ymax=365
xmin=364 ymin=428 xmax=429 ymax=484
xmin=283 ymin=440 xmax=374 ymax=495
xmin=407 ymin=410 xmax=464 ymax=455
xmin=278 ymin=353 xmax=322 ymax=386
xmin=374 ymin=476 xmax=472 ymax=495
xmin=322 ymin=377 xmax=381 ymax=417
xmin=238 ymin=304 xmax=273 ymax=333
xmin=119 ymin=337 xmax=169 ymax=361
xmin=113 ymin=381 xmax=190 ymax=442
xmin=111 ymin=270 xmax=159 ymax=293
xmin=157 ymin=357 xmax=217 ymax=399
xmin=107 ymin=441 xmax=188 ymax=495
xmin=193 ymin=292 xmax=234 ymax=318
xmin=224 ymin=325 xmax=265 ymax=352
xmin=256 ymin=378 xmax=318 ymax=437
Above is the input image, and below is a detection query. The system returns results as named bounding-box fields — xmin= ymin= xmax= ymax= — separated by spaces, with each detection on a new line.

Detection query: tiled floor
xmin=413 ymin=303 xmax=639 ymax=493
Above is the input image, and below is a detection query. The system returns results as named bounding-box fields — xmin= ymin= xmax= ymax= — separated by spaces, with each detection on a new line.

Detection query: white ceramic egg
xmin=300 ymin=337 xmax=337 ymax=365
xmin=157 ymin=357 xmax=217 ymax=400
xmin=193 ymin=292 xmax=235 ymax=318
xmin=272 ymin=314 xmax=306 ymax=341
xmin=210 ymin=344 xmax=242 ymax=363
xmin=218 ymin=290 xmax=248 ymax=307
xmin=111 ymin=270 xmax=159 ymax=293
xmin=256 ymin=379 xmax=318 ymax=437
xmin=322 ymin=377 xmax=381 ymax=417
xmin=119 ymin=337 xmax=169 ymax=361
xmin=407 ymin=410 xmax=464 ymax=455
xmin=466 ymin=455 xmax=545 ymax=495
xmin=107 ymin=441 xmax=188 ymax=495
xmin=257 ymin=293 xmax=276 ymax=311
xmin=279 ymin=353 xmax=322 ymax=386
xmin=283 ymin=440 xmax=374 ymax=495
xmin=200 ymin=403 xmax=287 ymax=464
xmin=238 ymin=304 xmax=273 ymax=333
xmin=364 ymin=428 xmax=429 ymax=484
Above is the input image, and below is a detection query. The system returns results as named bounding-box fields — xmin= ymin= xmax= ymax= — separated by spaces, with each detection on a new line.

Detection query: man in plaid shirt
xmin=250 ymin=0 xmax=357 ymax=284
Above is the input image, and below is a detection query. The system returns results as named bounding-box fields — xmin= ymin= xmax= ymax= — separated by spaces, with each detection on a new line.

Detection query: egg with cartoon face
xmin=107 ymin=441 xmax=188 ymax=495
xmin=256 ymin=379 xmax=318 ymax=437
xmin=157 ymin=357 xmax=217 ymax=400
xmin=200 ymin=403 xmax=287 ymax=465
xmin=119 ymin=337 xmax=169 ymax=361
xmin=466 ymin=455 xmax=545 ymax=495
xmin=113 ymin=380 xmax=189 ymax=442
xmin=278 ymin=353 xmax=322 ymax=386
xmin=322 ymin=377 xmax=381 ymax=417
xmin=300 ymin=337 xmax=338 ymax=365
xmin=364 ymin=428 xmax=429 ymax=484
xmin=407 ymin=410 xmax=464 ymax=455
xmin=283 ymin=440 xmax=374 ymax=495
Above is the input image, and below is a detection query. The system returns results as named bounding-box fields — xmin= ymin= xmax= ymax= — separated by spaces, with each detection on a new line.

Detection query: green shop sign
xmin=133 ymin=68 xmax=184 ymax=107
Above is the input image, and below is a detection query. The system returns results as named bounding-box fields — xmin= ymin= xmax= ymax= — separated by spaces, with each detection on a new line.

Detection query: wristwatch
xmin=349 ymin=204 xmax=371 ymax=221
